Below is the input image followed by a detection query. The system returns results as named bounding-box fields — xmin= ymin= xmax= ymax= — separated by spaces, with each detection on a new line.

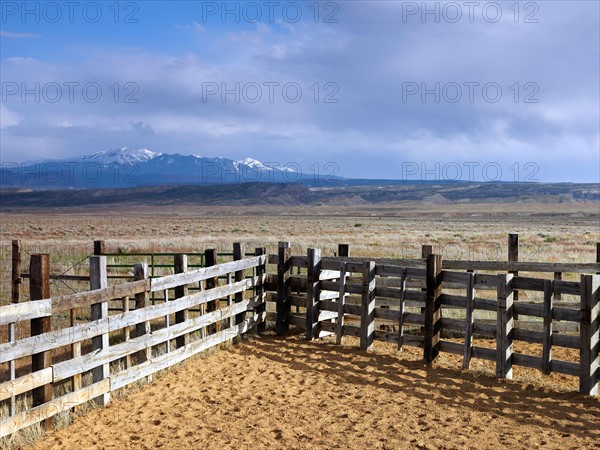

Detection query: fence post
xmin=276 ymin=241 xmax=291 ymax=336
xmin=336 ymin=261 xmax=347 ymax=345
xmin=174 ymin=254 xmax=189 ymax=348
xmin=8 ymin=240 xmax=21 ymax=416
xmin=11 ymin=240 xmax=21 ymax=304
xmin=496 ymin=273 xmax=514 ymax=379
xmin=397 ymin=267 xmax=407 ymax=352
xmin=306 ymin=248 xmax=321 ymax=340
xmin=255 ymin=247 xmax=266 ymax=333
xmin=233 ymin=243 xmax=245 ymax=325
xmin=30 ymin=254 xmax=53 ymax=430
xmin=94 ymin=240 xmax=105 ymax=256
xmin=508 ymin=233 xmax=519 ymax=304
xmin=579 ymin=274 xmax=599 ymax=396
xmin=90 ymin=255 xmax=109 ymax=405
xmin=542 ymin=280 xmax=553 ymax=375
xmin=421 ymin=245 xmax=433 ymax=259
xmin=205 ymin=249 xmax=219 ymax=333
xmin=360 ymin=260 xmax=376 ymax=351
xmin=420 ymin=245 xmax=432 ymax=330
xmin=462 ymin=272 xmax=475 ymax=369
xmin=338 ymin=244 xmax=349 ymax=258
xmin=424 ymin=254 xmax=442 ymax=364
xmin=134 ymin=263 xmax=151 ymax=369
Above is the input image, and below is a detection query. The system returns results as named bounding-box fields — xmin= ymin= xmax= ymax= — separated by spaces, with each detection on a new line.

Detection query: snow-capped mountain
xmin=80 ymin=147 xmax=162 ymax=166
xmin=0 ymin=147 xmax=324 ymax=189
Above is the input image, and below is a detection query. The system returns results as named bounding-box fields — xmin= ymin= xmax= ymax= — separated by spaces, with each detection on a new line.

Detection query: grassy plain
xmin=0 ymin=200 xmax=599 ymax=449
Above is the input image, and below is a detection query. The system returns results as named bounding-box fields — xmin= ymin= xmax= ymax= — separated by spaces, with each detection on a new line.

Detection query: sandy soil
xmin=26 ymin=334 xmax=600 ymax=450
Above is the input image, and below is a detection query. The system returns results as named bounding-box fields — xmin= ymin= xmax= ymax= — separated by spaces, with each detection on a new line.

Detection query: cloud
xmin=0 ymin=1 xmax=597 ymax=181
xmin=175 ymin=21 xmax=206 ymax=32
xmin=0 ymin=106 xmax=21 ymax=129
xmin=130 ymin=121 xmax=155 ymax=136
xmin=0 ymin=31 xmax=40 ymax=39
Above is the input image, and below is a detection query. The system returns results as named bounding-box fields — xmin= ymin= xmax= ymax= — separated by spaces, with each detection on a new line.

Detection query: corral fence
xmin=266 ymin=243 xmax=598 ymax=393
xmin=0 ymin=250 xmax=267 ymax=437
xmin=1 ymin=236 xmax=599 ymax=439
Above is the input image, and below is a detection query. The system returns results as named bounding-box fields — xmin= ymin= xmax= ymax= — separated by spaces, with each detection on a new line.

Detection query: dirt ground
xmin=26 ymin=334 xmax=600 ymax=450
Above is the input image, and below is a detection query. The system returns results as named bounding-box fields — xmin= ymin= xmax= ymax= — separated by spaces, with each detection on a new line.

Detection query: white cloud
xmin=0 ymin=31 xmax=40 ymax=39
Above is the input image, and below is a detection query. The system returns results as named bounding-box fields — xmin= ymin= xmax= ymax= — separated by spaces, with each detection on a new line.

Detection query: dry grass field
xmin=1 ymin=201 xmax=598 ymax=300
xmin=0 ymin=201 xmax=599 ymax=449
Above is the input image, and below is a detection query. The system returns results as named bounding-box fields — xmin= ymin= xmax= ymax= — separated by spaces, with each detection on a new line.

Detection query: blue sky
xmin=1 ymin=0 xmax=599 ymax=182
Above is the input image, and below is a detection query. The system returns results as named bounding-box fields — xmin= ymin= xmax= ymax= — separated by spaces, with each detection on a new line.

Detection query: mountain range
xmin=0 ymin=147 xmax=319 ymax=189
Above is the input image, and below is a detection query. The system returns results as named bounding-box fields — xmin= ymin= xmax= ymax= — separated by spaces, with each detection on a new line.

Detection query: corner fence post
xmin=255 ymin=247 xmax=267 ymax=333
xmin=496 ymin=273 xmax=514 ymax=379
xmin=174 ymin=254 xmax=189 ymax=348
xmin=30 ymin=254 xmax=53 ymax=430
xmin=424 ymin=254 xmax=442 ymax=364
xmin=580 ymin=274 xmax=599 ymax=396
xmin=233 ymin=243 xmax=245 ymax=325
xmin=90 ymin=255 xmax=110 ymax=405
xmin=306 ymin=248 xmax=321 ymax=340
xmin=360 ymin=260 xmax=376 ymax=351
xmin=276 ymin=241 xmax=291 ymax=336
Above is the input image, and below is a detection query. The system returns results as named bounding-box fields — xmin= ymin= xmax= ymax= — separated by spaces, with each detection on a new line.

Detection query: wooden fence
xmin=1 ymin=237 xmax=599 ymax=439
xmin=0 ymin=252 xmax=267 ymax=437
xmin=267 ymin=242 xmax=600 ymax=397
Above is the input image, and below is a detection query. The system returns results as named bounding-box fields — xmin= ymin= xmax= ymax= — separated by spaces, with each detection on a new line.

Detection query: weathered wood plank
xmin=336 ymin=261 xmax=347 ymax=345
xmin=0 ymin=367 xmax=53 ymax=402
xmin=579 ymin=274 xmax=600 ymax=396
xmin=52 ymin=279 xmax=149 ymax=314
xmin=463 ymin=273 xmax=475 ymax=369
xmin=0 ymin=379 xmax=110 ymax=438
xmin=398 ymin=268 xmax=407 ymax=351
xmin=439 ymin=340 xmax=464 ymax=356
xmin=90 ymin=255 xmax=110 ymax=406
xmin=276 ymin=242 xmax=291 ymax=336
xmin=472 ymin=346 xmax=496 ymax=361
xmin=151 ymin=255 xmax=266 ymax=292
xmin=360 ymin=261 xmax=376 ymax=351
xmin=552 ymin=359 xmax=580 ymax=376
xmin=233 ymin=243 xmax=245 ymax=326
xmin=512 ymin=353 xmax=543 ymax=371
xmin=174 ymin=254 xmax=189 ymax=348
xmin=306 ymin=248 xmax=322 ymax=340
xmin=0 ymin=300 xmax=52 ymax=326
xmin=445 ymin=260 xmax=600 ymax=273
xmin=543 ymin=280 xmax=553 ymax=375
xmin=441 ymin=271 xmax=470 ymax=285
xmin=255 ymin=247 xmax=267 ymax=334
xmin=424 ymin=254 xmax=442 ymax=364
xmin=496 ymin=274 xmax=514 ymax=379
xmin=29 ymin=254 xmax=52 ymax=430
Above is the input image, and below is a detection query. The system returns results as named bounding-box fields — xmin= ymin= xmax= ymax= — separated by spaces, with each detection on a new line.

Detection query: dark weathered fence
xmin=266 ymin=242 xmax=599 ymax=397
